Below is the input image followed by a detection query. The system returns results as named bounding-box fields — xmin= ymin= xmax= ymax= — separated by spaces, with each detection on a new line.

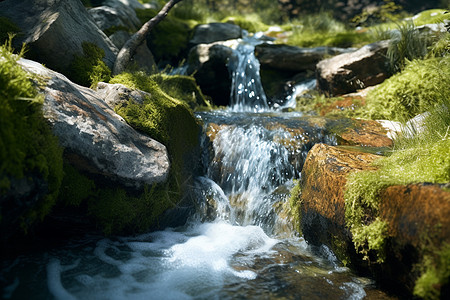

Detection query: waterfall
xmin=228 ymin=32 xmax=269 ymax=112
xmin=206 ymin=123 xmax=296 ymax=233
xmin=2 ymin=30 xmax=382 ymax=300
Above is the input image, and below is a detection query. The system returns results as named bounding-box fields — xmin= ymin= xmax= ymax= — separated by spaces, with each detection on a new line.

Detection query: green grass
xmin=362 ymin=55 xmax=450 ymax=121
xmin=221 ymin=14 xmax=270 ymax=33
xmin=284 ymin=12 xmax=374 ymax=48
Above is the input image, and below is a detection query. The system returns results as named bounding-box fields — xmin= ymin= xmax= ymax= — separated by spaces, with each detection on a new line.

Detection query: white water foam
xmin=46 ymin=222 xmax=277 ymax=300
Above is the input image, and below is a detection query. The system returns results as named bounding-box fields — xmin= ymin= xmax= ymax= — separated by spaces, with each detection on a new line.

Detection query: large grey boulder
xmin=89 ymin=0 xmax=142 ymax=32
xmin=316 ymin=40 xmax=390 ymax=96
xmin=0 ymin=0 xmax=118 ymax=74
xmin=255 ymin=44 xmax=355 ymax=72
xmin=187 ymin=42 xmax=236 ymax=106
xmin=18 ymin=58 xmax=170 ymax=187
xmin=189 ymin=23 xmax=243 ymax=46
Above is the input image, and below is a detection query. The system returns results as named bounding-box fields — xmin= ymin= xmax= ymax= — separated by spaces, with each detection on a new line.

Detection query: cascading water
xmin=228 ymin=32 xmax=269 ymax=112
xmin=1 ymin=33 xmax=394 ymax=300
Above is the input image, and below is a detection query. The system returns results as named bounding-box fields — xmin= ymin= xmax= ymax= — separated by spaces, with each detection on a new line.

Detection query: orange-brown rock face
xmin=300 ymin=143 xmax=380 ymax=228
xmin=337 ymin=119 xmax=393 ymax=147
xmin=297 ymin=143 xmax=450 ymax=297
xmin=380 ymin=184 xmax=450 ymax=248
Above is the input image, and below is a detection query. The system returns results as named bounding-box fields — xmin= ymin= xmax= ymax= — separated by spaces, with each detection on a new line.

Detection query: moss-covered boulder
xmin=0 ymin=0 xmax=118 ymax=78
xmin=292 ymin=143 xmax=450 ymax=298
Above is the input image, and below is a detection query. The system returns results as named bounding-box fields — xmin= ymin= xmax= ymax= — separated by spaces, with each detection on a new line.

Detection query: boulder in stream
xmin=187 ymin=42 xmax=236 ymax=106
xmin=0 ymin=0 xmax=118 ymax=75
xmin=316 ymin=40 xmax=390 ymax=96
xmin=295 ymin=143 xmax=450 ymax=298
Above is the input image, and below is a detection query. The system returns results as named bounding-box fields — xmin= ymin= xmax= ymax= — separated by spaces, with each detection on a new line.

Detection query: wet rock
xmin=332 ymin=119 xmax=393 ymax=147
xmin=189 ymin=22 xmax=243 ymax=46
xmin=316 ymin=40 xmax=390 ymax=96
xmin=113 ymin=0 xmax=145 ymax=10
xmin=0 ymin=0 xmax=118 ymax=74
xmin=187 ymin=42 xmax=235 ymax=106
xmin=255 ymin=43 xmax=354 ymax=72
xmin=297 ymin=143 xmax=450 ymax=297
xmin=380 ymin=184 xmax=450 ymax=248
xmin=19 ymin=58 xmax=170 ymax=188
xmin=300 ymin=144 xmax=379 ymax=238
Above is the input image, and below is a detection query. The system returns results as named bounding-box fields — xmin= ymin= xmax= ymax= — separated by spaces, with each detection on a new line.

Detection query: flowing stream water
xmin=1 ymin=33 xmax=395 ymax=300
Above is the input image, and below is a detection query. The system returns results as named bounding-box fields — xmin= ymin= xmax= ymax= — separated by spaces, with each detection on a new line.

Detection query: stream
xmin=0 ymin=33 xmax=395 ymax=300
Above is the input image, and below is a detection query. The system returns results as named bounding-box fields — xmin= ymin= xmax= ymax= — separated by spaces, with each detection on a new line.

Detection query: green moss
xmin=135 ymin=8 xmax=191 ymax=64
xmin=363 ymin=56 xmax=450 ymax=121
xmin=103 ymin=25 xmax=132 ymax=37
xmin=287 ymin=179 xmax=302 ymax=234
xmin=103 ymin=71 xmax=201 ymax=234
xmin=0 ymin=18 xmax=21 ymax=45
xmin=345 ymin=135 xmax=450 ymax=263
xmin=414 ymin=243 xmax=450 ymax=300
xmin=151 ymin=73 xmax=210 ymax=110
xmin=59 ymin=163 xmax=96 ymax=207
xmin=87 ymin=183 xmax=173 ymax=235
xmin=284 ymin=12 xmax=374 ymax=48
xmin=287 ymin=29 xmax=373 ymax=48
xmin=412 ymin=9 xmax=450 ymax=27
xmin=68 ymin=42 xmax=111 ymax=88
xmin=0 ymin=39 xmax=64 ymax=232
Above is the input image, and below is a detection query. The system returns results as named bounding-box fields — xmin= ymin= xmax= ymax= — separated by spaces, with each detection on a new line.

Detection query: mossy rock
xmin=151 ymin=73 xmax=211 ymax=110
xmin=75 ymin=71 xmax=202 ymax=234
xmin=412 ymin=9 xmax=450 ymax=26
xmin=363 ymin=56 xmax=450 ymax=121
xmin=0 ymin=40 xmax=63 ymax=238
xmin=68 ymin=42 xmax=111 ymax=88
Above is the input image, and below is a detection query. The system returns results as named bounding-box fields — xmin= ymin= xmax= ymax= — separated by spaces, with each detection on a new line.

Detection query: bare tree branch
xmin=113 ymin=0 xmax=184 ymax=75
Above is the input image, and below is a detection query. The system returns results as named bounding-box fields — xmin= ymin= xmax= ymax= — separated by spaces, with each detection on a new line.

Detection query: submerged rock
xmin=0 ymin=0 xmax=118 ymax=74
xmin=316 ymin=40 xmax=390 ymax=96
xmin=19 ymin=58 xmax=170 ymax=187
